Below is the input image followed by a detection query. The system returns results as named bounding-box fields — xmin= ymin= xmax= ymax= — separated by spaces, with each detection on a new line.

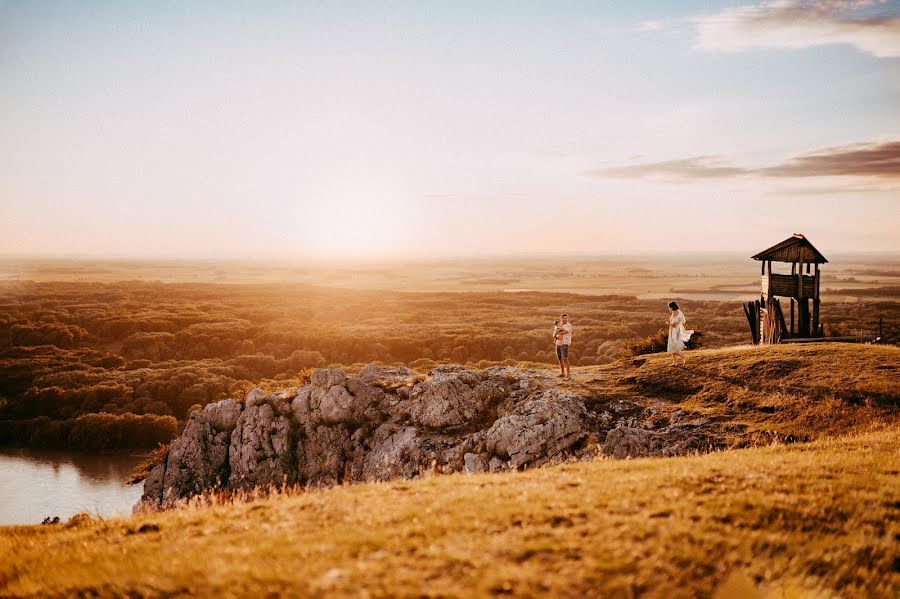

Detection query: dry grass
xmin=1 ymin=342 xmax=897 ymax=597
xmin=1 ymin=424 xmax=897 ymax=598
xmin=552 ymin=343 xmax=900 ymax=447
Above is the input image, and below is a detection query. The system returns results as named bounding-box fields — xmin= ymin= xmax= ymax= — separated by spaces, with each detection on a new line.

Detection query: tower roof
xmin=751 ymin=234 xmax=828 ymax=264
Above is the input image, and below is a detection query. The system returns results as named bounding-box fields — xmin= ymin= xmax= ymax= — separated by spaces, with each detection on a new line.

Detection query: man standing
xmin=555 ymin=313 xmax=572 ymax=378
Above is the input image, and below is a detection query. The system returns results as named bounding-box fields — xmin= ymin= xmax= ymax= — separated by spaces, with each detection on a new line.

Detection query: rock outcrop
xmin=138 ymin=365 xmax=583 ymax=510
xmin=135 ymin=363 xmax=723 ymax=512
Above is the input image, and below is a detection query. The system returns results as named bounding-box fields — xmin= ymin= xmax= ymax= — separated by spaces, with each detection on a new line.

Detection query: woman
xmin=667 ymin=302 xmax=693 ymax=366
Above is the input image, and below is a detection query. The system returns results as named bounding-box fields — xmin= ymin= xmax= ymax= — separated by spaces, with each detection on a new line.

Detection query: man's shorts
xmin=556 ymin=344 xmax=569 ymax=359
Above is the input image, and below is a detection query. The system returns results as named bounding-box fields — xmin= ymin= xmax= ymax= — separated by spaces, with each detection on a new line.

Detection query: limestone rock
xmin=362 ymin=424 xmax=424 ymax=481
xmin=292 ymin=387 xmax=312 ymax=422
xmin=317 ymin=384 xmax=355 ymax=424
xmin=137 ymin=398 xmax=243 ymax=510
xmin=297 ymin=423 xmax=353 ymax=486
xmin=244 ymin=388 xmax=267 ymax=407
xmin=311 ymin=368 xmax=347 ymax=389
xmin=486 ymin=392 xmax=589 ymax=469
xmin=138 ymin=361 xmax=727 ymax=512
xmin=408 ymin=365 xmax=512 ymax=429
xmin=229 ymin=402 xmax=294 ymax=488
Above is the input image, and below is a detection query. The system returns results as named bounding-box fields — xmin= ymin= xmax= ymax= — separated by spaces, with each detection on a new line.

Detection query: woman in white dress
xmin=667 ymin=302 xmax=693 ymax=366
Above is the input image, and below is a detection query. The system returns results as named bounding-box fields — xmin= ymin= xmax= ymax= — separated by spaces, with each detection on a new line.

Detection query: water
xmin=0 ymin=449 xmax=146 ymax=526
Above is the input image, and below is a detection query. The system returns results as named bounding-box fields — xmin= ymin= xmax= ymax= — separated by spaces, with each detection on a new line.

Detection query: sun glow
xmin=301 ymin=191 xmax=415 ymax=258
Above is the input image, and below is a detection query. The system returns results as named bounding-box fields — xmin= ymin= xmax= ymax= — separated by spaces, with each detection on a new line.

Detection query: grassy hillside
xmin=1 ymin=343 xmax=898 ymax=598
xmin=553 ymin=342 xmax=899 ymax=452
xmin=0 ymin=426 xmax=896 ymax=598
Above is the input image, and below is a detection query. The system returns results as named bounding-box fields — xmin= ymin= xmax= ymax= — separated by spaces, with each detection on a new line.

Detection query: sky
xmin=1 ymin=0 xmax=898 ymax=259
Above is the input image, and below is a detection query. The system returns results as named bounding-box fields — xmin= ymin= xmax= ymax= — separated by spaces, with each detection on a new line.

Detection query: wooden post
xmin=790 ymin=299 xmax=795 ymax=335
xmin=790 ymin=263 xmax=796 ymax=335
xmin=813 ymin=263 xmax=821 ymax=336
xmin=743 ymin=300 xmax=760 ymax=345
xmin=797 ymin=260 xmax=808 ymax=337
xmin=774 ymin=298 xmax=786 ymax=343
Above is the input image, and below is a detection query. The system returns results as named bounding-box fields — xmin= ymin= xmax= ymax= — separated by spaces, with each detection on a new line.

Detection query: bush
xmin=621 ymin=328 xmax=704 ymax=357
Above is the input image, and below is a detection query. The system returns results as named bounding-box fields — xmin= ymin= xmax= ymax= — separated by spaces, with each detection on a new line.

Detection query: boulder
xmin=407 ymin=366 xmax=512 ymax=429
xmin=362 ymin=424 xmax=424 ymax=481
xmin=486 ymin=392 xmax=589 ymax=469
xmin=311 ymin=368 xmax=347 ymax=389
xmin=244 ymin=388 xmax=267 ymax=407
xmin=317 ymin=384 xmax=356 ymax=424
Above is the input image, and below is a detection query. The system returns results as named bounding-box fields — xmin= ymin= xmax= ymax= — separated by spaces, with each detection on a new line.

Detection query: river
xmin=0 ymin=449 xmax=146 ymax=526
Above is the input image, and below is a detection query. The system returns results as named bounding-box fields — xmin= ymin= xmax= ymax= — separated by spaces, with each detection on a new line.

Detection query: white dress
xmin=667 ymin=310 xmax=694 ymax=353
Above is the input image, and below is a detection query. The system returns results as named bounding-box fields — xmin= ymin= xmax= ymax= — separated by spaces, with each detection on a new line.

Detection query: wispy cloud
xmin=587 ymin=156 xmax=749 ymax=180
xmin=692 ymin=0 xmax=900 ymax=58
xmin=589 ymin=140 xmax=900 ymax=181
xmin=760 ymin=140 xmax=900 ymax=177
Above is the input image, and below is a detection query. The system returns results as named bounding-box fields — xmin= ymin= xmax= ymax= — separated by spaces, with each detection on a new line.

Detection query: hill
xmin=0 ymin=426 xmax=896 ymax=597
xmin=1 ymin=343 xmax=897 ymax=597
xmin=133 ymin=343 xmax=898 ymax=510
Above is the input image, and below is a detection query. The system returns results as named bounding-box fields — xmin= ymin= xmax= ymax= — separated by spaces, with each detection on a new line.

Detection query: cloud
xmin=761 ymin=140 xmax=900 ymax=177
xmin=589 ymin=140 xmax=900 ymax=181
xmin=692 ymin=0 xmax=900 ymax=58
xmin=588 ymin=156 xmax=749 ymax=180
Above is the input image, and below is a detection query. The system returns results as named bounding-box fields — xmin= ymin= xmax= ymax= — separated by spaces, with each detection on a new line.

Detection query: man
xmin=554 ymin=313 xmax=572 ymax=378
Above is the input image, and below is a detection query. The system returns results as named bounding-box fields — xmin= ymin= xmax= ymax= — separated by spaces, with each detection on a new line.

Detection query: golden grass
xmin=1 ymin=425 xmax=897 ymax=598
xmin=562 ymin=342 xmax=900 ymax=444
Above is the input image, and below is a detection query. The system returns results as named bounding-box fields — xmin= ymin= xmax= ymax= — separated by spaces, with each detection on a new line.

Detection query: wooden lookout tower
xmin=743 ymin=234 xmax=827 ymax=344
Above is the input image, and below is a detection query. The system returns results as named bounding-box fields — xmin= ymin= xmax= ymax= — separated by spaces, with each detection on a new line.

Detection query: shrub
xmin=621 ymin=328 xmax=704 ymax=357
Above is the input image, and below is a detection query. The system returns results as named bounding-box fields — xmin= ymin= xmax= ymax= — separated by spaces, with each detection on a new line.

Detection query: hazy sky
xmin=1 ymin=0 xmax=898 ymax=259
